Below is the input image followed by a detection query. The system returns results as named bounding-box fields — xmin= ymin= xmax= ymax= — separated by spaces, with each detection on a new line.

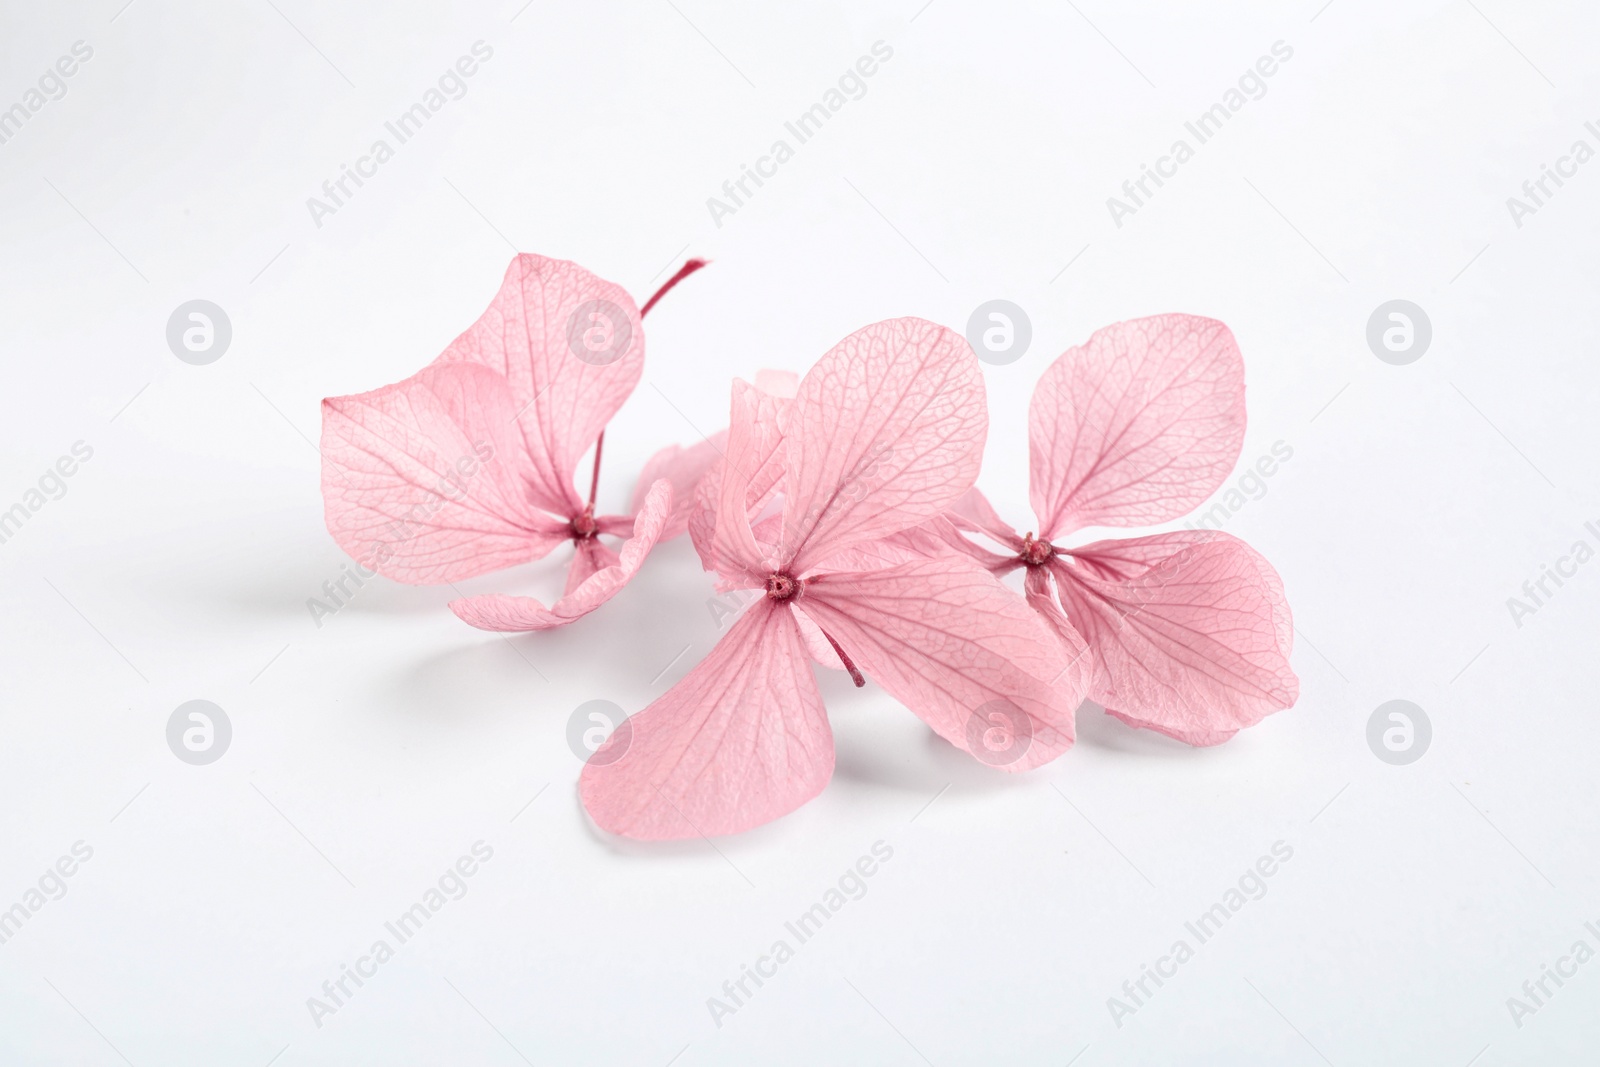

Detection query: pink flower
xmin=319 ymin=254 xmax=709 ymax=631
xmin=938 ymin=314 xmax=1299 ymax=745
xmin=580 ymin=318 xmax=1086 ymax=840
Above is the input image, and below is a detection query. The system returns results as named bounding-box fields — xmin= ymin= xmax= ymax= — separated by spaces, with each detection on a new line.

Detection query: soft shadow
xmin=384 ymin=637 xmax=565 ymax=725
xmin=830 ymin=711 xmax=1031 ymax=796
xmin=573 ymin=780 xmax=801 ymax=860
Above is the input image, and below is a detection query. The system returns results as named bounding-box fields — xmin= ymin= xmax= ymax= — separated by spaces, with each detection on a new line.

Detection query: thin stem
xmin=583 ymin=259 xmax=709 ymax=513
xmin=821 ymin=629 xmax=865 ymax=688
xmin=641 ymin=258 xmax=709 ymax=317
xmin=588 ymin=430 xmax=604 ymax=509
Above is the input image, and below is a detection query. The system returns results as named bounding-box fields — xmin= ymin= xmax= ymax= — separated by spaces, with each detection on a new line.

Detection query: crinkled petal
xmin=1030 ymin=315 xmax=1245 ymax=537
xmin=434 ymin=254 xmax=644 ymax=517
xmin=320 ymin=362 xmax=566 ymax=584
xmin=1049 ymin=531 xmax=1297 ymax=741
xmin=798 ymin=556 xmax=1077 ymax=772
xmin=448 ymin=480 xmax=671 ymax=631
xmin=632 ymin=433 xmax=726 ymax=541
xmin=579 ymin=600 xmax=833 ymax=839
xmin=781 ymin=318 xmax=986 ymax=574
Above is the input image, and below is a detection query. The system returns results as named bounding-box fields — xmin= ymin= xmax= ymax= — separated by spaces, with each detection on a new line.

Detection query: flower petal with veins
xmin=781 ymin=318 xmax=986 ymax=574
xmin=632 ymin=434 xmax=726 ymax=541
xmin=579 ymin=600 xmax=832 ymax=840
xmin=434 ymin=253 xmax=645 ymax=517
xmin=1049 ymin=530 xmax=1297 ymax=739
xmin=799 ymin=556 xmax=1080 ymax=771
xmin=321 ymin=361 xmax=568 ymax=584
xmin=1030 ymin=314 xmax=1245 ymax=538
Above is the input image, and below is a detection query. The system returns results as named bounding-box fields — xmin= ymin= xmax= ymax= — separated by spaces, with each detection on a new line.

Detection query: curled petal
xmin=798 ymin=556 xmax=1077 ymax=772
xmin=448 ymin=480 xmax=671 ymax=631
xmin=565 ymin=537 xmax=622 ymax=595
xmin=1030 ymin=314 xmax=1245 ymax=537
xmin=579 ymin=600 xmax=833 ymax=839
xmin=434 ymin=254 xmax=644 ymax=517
xmin=631 ymin=433 xmax=726 ymax=541
xmin=1050 ymin=531 xmax=1298 ymax=742
xmin=320 ymin=362 xmax=567 ymax=584
xmin=693 ymin=380 xmax=788 ymax=581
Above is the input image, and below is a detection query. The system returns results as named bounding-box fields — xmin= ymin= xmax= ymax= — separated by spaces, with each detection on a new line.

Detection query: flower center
xmin=765 ymin=572 xmax=801 ymax=601
xmin=1019 ymin=533 xmax=1054 ymax=567
xmin=571 ymin=506 xmax=598 ymax=541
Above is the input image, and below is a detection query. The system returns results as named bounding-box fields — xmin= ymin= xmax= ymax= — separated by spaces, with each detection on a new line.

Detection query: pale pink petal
xmin=631 ymin=433 xmax=726 ymax=541
xmin=1049 ymin=530 xmax=1298 ymax=741
xmin=753 ymin=368 xmax=799 ymax=398
xmin=781 ymin=318 xmax=987 ymax=574
xmin=1023 ymin=564 xmax=1094 ymax=709
xmin=1030 ymin=315 xmax=1245 ymax=537
xmin=687 ymin=382 xmax=793 ymax=578
xmin=786 ymin=528 xmax=948 ymax=671
xmin=807 ymin=529 xmax=936 ymax=574
xmin=947 ymin=487 xmax=1024 ymax=551
xmin=434 ymin=254 xmax=644 ymax=518
xmin=894 ymin=514 xmax=1020 ymax=575
xmin=321 ymin=362 xmax=567 ymax=584
xmin=579 ymin=600 xmax=833 ymax=839
xmin=798 ymin=556 xmax=1078 ymax=772
xmin=448 ymin=480 xmax=671 ymax=631
xmin=700 ymin=380 xmax=789 ymax=582
xmin=793 ymin=606 xmax=845 ymax=670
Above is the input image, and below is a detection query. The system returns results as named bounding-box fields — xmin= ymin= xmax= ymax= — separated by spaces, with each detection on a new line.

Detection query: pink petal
xmin=579 ymin=600 xmax=833 ymax=839
xmin=697 ymin=380 xmax=789 ymax=583
xmin=1023 ymin=564 xmax=1094 ymax=709
xmin=897 ymin=514 xmax=1021 ymax=575
xmin=798 ymin=556 xmax=1078 ymax=772
xmin=631 ymin=433 xmax=726 ymax=541
xmin=434 ymin=254 xmax=644 ymax=518
xmin=448 ymin=480 xmax=671 ymax=631
xmin=1030 ymin=315 xmax=1245 ymax=537
xmin=947 ymin=487 xmax=1023 ymax=551
xmin=792 ymin=606 xmax=845 ymax=670
xmin=1049 ymin=531 xmax=1298 ymax=741
xmin=565 ymin=537 xmax=621 ymax=595
xmin=781 ymin=318 xmax=987 ymax=575
xmin=753 ymin=368 xmax=799 ymax=398
xmin=320 ymin=362 xmax=567 ymax=584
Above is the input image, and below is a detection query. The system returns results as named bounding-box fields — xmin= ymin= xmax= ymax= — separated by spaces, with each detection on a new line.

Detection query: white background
xmin=2 ymin=0 xmax=1597 ymax=1063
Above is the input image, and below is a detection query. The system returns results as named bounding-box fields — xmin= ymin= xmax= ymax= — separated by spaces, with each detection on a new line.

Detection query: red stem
xmin=587 ymin=430 xmax=604 ymax=509
xmin=821 ymin=629 xmax=865 ymax=688
xmin=641 ymin=258 xmax=710 ymax=317
xmin=584 ymin=258 xmax=710 ymax=513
